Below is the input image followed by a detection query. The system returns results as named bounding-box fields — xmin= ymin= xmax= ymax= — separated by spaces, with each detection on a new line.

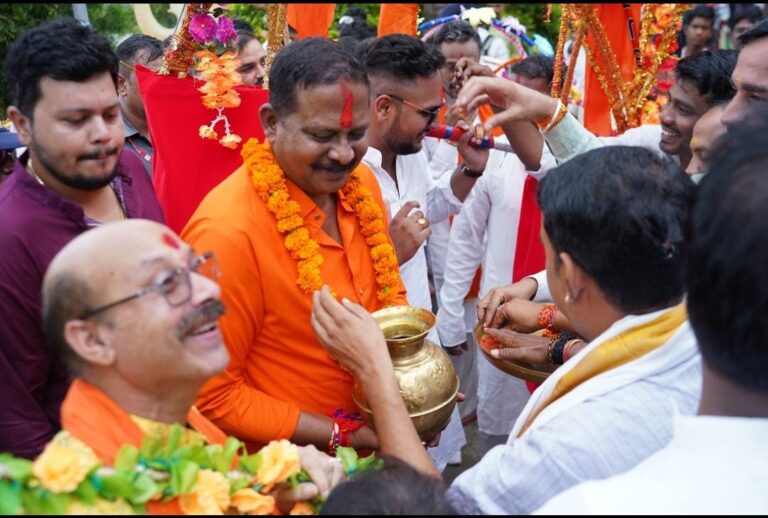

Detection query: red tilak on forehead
xmin=340 ymin=81 xmax=354 ymax=129
xmin=161 ymin=232 xmax=181 ymax=249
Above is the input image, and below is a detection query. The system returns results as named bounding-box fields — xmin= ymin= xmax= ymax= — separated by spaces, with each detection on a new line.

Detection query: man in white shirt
xmin=536 ymin=109 xmax=768 ymax=516
xmin=311 ymin=145 xmax=701 ymax=515
xmin=361 ymin=34 xmax=489 ymax=471
xmin=429 ymin=45 xmax=560 ymax=453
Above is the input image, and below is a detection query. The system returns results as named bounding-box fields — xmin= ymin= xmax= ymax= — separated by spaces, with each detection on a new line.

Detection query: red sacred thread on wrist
xmin=537 ymin=303 xmax=559 ymax=333
xmin=327 ymin=409 xmax=365 ymax=454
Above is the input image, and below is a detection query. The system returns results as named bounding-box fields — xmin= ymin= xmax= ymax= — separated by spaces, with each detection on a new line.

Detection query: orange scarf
xmin=61 ymin=379 xmax=229 ymax=514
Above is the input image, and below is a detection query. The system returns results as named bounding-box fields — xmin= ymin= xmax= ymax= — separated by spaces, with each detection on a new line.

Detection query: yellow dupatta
xmin=517 ymin=303 xmax=688 ymax=437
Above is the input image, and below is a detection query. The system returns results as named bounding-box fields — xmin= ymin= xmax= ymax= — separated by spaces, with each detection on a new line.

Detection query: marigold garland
xmin=0 ymin=426 xmax=384 ymax=515
xmin=242 ymin=139 xmax=401 ymax=306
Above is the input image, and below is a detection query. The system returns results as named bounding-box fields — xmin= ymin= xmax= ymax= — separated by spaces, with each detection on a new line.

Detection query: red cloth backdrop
xmin=136 ymin=65 xmax=268 ymax=233
xmin=582 ymin=4 xmax=641 ymax=135
xmin=287 ymin=4 xmax=336 ymax=39
xmin=377 ymin=4 xmax=419 ymax=37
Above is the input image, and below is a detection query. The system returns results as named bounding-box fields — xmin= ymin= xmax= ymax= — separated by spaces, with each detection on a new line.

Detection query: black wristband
xmin=551 ymin=332 xmax=574 ymax=365
xmin=460 ymin=163 xmax=484 ymax=178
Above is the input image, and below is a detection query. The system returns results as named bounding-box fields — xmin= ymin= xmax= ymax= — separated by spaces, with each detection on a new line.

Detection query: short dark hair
xmin=675 ymin=49 xmax=738 ymax=104
xmin=339 ymin=18 xmax=377 ymax=41
xmin=686 ymin=106 xmax=768 ymax=394
xmin=236 ymin=30 xmax=257 ymax=54
xmin=683 ymin=5 xmax=715 ymax=26
xmin=728 ymin=4 xmax=763 ymax=30
xmin=510 ymin=54 xmax=556 ymax=84
xmin=364 ymin=34 xmax=446 ymax=82
xmin=116 ymin=34 xmax=163 ymax=75
xmin=5 ymin=17 xmax=118 ymax=118
xmin=430 ymin=20 xmax=482 ymax=53
xmin=738 ymin=17 xmax=768 ymax=46
xmin=268 ymin=37 xmax=369 ymax=116
xmin=538 ymin=146 xmax=694 ymax=314
xmin=42 ymin=273 xmax=99 ymax=373
xmin=320 ymin=456 xmax=457 ymax=515
xmin=233 ymin=18 xmax=254 ymax=33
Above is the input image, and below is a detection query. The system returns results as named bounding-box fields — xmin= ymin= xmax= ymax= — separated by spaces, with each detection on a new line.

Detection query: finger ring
xmin=417 ymin=217 xmax=427 ymax=227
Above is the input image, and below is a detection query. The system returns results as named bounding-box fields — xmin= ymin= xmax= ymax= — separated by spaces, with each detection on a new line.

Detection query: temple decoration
xmin=264 ymin=4 xmax=288 ymax=91
xmin=552 ymin=4 xmax=689 ymax=134
xmin=133 ymin=4 xmax=184 ymax=41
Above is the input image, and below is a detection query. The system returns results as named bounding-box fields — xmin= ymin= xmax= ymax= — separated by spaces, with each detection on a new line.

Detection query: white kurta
xmin=446 ymin=309 xmax=702 ymax=515
xmin=435 ymin=146 xmax=554 ymax=436
xmin=362 ymin=146 xmax=466 ymax=472
xmin=536 ymin=414 xmax=768 ymax=515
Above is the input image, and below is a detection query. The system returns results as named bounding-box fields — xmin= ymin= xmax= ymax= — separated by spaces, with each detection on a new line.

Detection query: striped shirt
xmin=446 ymin=339 xmax=702 ymax=514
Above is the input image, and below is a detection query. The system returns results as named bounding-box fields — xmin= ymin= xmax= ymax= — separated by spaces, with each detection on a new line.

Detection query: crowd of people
xmin=0 ymin=3 xmax=767 ymax=515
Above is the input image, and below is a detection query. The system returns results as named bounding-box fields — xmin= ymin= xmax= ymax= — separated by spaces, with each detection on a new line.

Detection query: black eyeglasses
xmin=385 ymin=94 xmax=446 ymax=125
xmin=79 ymin=252 xmax=221 ymax=320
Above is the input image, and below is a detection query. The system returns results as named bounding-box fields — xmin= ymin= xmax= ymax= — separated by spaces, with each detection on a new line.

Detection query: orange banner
xmin=377 ymin=4 xmax=419 ymax=37
xmin=287 ymin=4 xmax=336 ymax=39
xmin=582 ymin=4 xmax=641 ymax=135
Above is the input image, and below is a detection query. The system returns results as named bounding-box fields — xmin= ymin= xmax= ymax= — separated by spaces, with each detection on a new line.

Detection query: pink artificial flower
xmin=215 ymin=16 xmax=237 ymax=46
xmin=189 ymin=13 xmax=218 ymax=44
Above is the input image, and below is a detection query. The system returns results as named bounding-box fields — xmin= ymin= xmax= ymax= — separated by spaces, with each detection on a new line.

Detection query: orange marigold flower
xmin=219 ymin=133 xmax=242 ymax=150
xmin=199 ymin=125 xmax=218 ymax=140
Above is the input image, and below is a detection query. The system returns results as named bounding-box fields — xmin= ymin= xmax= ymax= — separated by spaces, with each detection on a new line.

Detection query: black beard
xmin=31 ymin=139 xmax=120 ymax=191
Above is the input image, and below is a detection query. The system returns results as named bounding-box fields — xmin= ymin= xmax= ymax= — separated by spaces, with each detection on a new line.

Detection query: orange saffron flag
xmin=377 ymin=4 xmax=419 ymax=37
xmin=287 ymin=4 xmax=336 ymax=39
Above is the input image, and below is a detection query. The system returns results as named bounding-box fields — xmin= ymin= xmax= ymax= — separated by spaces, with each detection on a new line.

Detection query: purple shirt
xmin=0 ymin=150 xmax=164 ymax=458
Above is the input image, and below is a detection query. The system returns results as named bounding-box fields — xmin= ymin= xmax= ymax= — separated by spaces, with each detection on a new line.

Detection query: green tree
xmin=0 ymin=4 xmax=71 ymax=118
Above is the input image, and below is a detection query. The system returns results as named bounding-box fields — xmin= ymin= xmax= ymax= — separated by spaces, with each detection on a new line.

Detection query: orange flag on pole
xmin=582 ymin=3 xmax=641 ymax=135
xmin=287 ymin=4 xmax=336 ymax=39
xmin=377 ymin=4 xmax=419 ymax=37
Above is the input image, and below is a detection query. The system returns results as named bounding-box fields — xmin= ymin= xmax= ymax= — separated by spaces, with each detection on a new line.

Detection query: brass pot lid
xmin=474 ymin=322 xmax=551 ymax=384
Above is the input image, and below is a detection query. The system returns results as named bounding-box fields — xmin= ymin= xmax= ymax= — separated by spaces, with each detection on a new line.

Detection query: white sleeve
xmin=436 ymin=180 xmax=491 ymax=347
xmin=425 ymin=168 xmax=463 ymax=225
xmin=425 ymin=138 xmax=459 ymax=180
xmin=530 ymin=269 xmax=552 ymax=303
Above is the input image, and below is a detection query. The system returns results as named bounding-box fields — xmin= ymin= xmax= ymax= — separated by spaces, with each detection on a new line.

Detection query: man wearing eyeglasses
xmin=40 ymin=219 xmax=346 ymax=512
xmin=0 ymin=20 xmax=164 ymax=460
xmin=361 ymin=34 xmax=490 ymax=471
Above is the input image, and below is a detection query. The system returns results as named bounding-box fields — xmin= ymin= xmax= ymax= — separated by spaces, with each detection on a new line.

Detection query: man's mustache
xmin=78 ymin=146 xmax=118 ymax=161
xmin=312 ymin=161 xmax=354 ymax=174
xmin=176 ymin=299 xmax=227 ymax=339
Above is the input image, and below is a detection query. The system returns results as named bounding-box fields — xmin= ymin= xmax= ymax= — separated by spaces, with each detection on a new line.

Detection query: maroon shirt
xmin=0 ymin=150 xmax=165 ymax=458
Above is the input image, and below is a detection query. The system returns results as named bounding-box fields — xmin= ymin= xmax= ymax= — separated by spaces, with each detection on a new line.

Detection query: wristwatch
xmin=460 ymin=163 xmax=484 ymax=178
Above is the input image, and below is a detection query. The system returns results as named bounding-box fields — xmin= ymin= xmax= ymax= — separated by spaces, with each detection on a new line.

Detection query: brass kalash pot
xmin=351 ymin=306 xmax=460 ymax=440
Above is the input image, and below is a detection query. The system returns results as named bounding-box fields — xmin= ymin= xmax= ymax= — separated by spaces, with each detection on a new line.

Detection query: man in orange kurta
xmin=41 ymin=219 xmax=345 ymax=513
xmin=181 ymin=39 xmax=407 ymax=453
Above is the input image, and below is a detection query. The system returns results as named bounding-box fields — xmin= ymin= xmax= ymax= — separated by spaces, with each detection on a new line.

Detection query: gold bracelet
xmin=543 ymin=102 xmax=569 ymax=133
xmin=536 ymin=100 xmax=562 ymax=131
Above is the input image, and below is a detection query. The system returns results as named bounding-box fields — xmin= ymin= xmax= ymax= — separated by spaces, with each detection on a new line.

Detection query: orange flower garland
xmin=242 ymin=139 xmax=401 ymax=306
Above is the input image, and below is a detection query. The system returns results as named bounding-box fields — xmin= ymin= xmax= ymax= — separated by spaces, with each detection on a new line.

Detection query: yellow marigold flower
xmin=277 ymin=214 xmax=305 ymax=233
xmin=179 ymin=469 xmax=231 ymax=515
xmin=219 ymin=133 xmax=243 ymax=150
xmin=255 ymin=439 xmax=301 ymax=492
xmin=285 ymin=228 xmax=311 ymax=252
xmin=289 ymin=502 xmax=317 ymax=515
xmin=32 ymin=431 xmax=99 ymax=494
xmin=199 ymin=125 xmax=218 ymax=140
xmin=231 ymin=488 xmax=276 ymax=515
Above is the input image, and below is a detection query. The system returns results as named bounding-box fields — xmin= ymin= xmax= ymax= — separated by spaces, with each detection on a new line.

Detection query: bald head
xmin=43 ymin=220 xmax=187 ymax=371
xmin=43 ymin=219 xmax=228 ymax=406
